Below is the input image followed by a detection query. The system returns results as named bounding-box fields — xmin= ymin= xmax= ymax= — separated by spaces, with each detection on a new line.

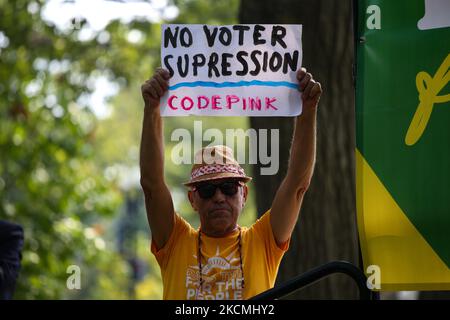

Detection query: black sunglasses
xmin=192 ymin=181 xmax=243 ymax=199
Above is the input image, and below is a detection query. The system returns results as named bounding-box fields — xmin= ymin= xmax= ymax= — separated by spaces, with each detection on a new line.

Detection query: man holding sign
xmin=140 ymin=24 xmax=321 ymax=300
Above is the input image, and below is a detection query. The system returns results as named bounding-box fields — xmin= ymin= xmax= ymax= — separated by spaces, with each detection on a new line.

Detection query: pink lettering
xmin=265 ymin=97 xmax=278 ymax=110
xmin=168 ymin=95 xmax=178 ymax=110
xmin=181 ymin=96 xmax=194 ymax=110
xmin=249 ymin=97 xmax=261 ymax=111
xmin=212 ymin=95 xmax=221 ymax=110
xmin=198 ymin=96 xmax=209 ymax=109
xmin=225 ymin=95 xmax=240 ymax=109
xmin=167 ymin=94 xmax=281 ymax=114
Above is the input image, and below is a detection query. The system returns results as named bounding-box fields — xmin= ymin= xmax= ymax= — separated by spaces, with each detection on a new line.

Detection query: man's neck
xmin=200 ymin=225 xmax=239 ymax=238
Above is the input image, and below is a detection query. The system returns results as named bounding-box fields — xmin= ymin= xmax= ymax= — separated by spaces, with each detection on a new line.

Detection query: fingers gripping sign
xmin=297 ymin=67 xmax=322 ymax=112
xmin=141 ymin=68 xmax=171 ymax=109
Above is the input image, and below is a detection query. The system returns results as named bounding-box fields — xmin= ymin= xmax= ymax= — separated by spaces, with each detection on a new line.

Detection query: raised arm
xmin=140 ymin=68 xmax=175 ymax=250
xmin=270 ymin=67 xmax=322 ymax=245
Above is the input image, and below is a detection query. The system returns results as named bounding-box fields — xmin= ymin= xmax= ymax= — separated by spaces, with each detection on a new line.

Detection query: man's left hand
xmin=297 ymin=67 xmax=322 ymax=112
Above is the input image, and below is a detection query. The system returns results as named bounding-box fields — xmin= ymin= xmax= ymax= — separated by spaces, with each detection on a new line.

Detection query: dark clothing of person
xmin=0 ymin=220 xmax=24 ymax=300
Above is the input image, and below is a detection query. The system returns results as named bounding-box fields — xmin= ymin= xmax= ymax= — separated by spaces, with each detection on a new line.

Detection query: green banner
xmin=355 ymin=0 xmax=450 ymax=290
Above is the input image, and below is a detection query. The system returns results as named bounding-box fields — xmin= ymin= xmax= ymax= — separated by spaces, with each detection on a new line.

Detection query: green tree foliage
xmin=173 ymin=0 xmax=239 ymax=24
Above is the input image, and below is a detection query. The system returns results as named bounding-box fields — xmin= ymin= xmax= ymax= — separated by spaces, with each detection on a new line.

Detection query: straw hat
xmin=183 ymin=145 xmax=252 ymax=186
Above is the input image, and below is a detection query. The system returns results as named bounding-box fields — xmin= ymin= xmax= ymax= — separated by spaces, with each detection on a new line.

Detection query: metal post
xmin=250 ymin=261 xmax=376 ymax=300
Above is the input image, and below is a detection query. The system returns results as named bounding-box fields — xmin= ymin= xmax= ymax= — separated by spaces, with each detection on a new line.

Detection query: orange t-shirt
xmin=151 ymin=209 xmax=289 ymax=300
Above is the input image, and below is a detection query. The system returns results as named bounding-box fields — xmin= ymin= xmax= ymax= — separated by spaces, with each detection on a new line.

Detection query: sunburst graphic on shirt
xmin=191 ymin=246 xmax=240 ymax=276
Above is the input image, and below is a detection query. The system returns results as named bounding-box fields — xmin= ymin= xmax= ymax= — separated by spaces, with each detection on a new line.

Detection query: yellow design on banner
xmin=405 ymin=53 xmax=450 ymax=146
xmin=356 ymin=149 xmax=450 ymax=290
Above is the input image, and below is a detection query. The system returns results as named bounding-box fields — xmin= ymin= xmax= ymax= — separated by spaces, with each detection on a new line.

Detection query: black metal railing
xmin=250 ymin=261 xmax=379 ymax=300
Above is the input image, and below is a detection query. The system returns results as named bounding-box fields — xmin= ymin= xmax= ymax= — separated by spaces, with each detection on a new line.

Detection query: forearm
xmin=139 ymin=107 xmax=166 ymax=194
xmin=270 ymin=108 xmax=317 ymax=244
xmin=286 ymin=107 xmax=317 ymax=192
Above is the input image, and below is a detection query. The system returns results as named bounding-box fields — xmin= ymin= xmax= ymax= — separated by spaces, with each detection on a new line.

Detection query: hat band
xmin=191 ymin=164 xmax=245 ymax=180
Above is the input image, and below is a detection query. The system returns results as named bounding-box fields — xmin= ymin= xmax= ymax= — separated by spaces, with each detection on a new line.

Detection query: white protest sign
xmin=160 ymin=24 xmax=303 ymax=117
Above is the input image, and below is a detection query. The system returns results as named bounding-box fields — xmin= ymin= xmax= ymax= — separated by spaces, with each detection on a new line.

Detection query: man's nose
xmin=211 ymin=187 xmax=226 ymax=202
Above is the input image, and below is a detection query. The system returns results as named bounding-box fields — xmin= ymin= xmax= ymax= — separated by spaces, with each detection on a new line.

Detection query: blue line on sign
xmin=169 ymin=80 xmax=298 ymax=90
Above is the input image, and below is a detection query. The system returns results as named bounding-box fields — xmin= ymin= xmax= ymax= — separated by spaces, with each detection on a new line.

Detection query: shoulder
xmin=0 ymin=220 xmax=23 ymax=237
xmin=151 ymin=212 xmax=196 ymax=254
xmin=242 ymin=209 xmax=272 ymax=239
xmin=244 ymin=209 xmax=289 ymax=252
xmin=174 ymin=213 xmax=198 ymax=239
xmin=0 ymin=220 xmax=24 ymax=256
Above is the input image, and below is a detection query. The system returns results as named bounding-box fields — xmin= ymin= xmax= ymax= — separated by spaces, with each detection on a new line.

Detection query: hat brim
xmin=183 ymin=172 xmax=252 ymax=187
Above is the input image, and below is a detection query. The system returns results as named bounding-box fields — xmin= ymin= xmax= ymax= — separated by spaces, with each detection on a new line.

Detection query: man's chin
xmin=208 ymin=209 xmax=231 ymax=217
xmin=210 ymin=216 xmax=230 ymax=227
xmin=208 ymin=218 xmax=233 ymax=232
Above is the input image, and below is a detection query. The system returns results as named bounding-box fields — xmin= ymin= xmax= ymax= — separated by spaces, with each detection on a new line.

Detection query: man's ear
xmin=188 ymin=190 xmax=198 ymax=211
xmin=242 ymin=185 xmax=248 ymax=208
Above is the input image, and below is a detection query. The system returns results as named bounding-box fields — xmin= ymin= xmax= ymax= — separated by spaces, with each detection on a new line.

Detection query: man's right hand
xmin=141 ymin=68 xmax=170 ymax=109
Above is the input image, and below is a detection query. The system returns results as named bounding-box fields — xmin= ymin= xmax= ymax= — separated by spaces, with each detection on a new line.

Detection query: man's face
xmin=188 ymin=179 xmax=248 ymax=237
